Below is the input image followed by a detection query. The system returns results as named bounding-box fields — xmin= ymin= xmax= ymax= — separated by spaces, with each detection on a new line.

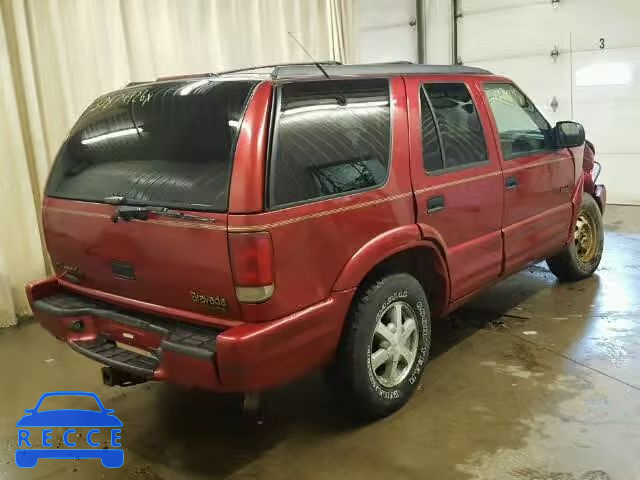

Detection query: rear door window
xmin=45 ymin=79 xmax=258 ymax=211
xmin=421 ymin=83 xmax=487 ymax=171
xmin=269 ymin=79 xmax=391 ymax=208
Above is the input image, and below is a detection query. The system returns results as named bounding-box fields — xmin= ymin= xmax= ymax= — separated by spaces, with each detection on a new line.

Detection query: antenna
xmin=287 ymin=32 xmax=331 ymax=80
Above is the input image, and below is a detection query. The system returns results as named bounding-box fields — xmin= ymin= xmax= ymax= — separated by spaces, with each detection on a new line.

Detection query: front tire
xmin=546 ymin=193 xmax=604 ymax=281
xmin=331 ymin=273 xmax=431 ymax=419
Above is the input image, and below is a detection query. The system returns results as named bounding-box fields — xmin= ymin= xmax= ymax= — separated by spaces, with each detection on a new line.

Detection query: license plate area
xmin=115 ymin=341 xmax=156 ymax=359
xmin=99 ymin=322 xmax=162 ymax=353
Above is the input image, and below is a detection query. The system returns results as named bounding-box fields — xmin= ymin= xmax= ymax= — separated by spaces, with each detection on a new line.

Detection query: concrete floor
xmin=1 ymin=205 xmax=639 ymax=480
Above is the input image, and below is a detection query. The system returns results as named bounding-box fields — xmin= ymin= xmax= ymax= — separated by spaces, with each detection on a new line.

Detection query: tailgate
xmin=43 ymin=198 xmax=240 ymax=319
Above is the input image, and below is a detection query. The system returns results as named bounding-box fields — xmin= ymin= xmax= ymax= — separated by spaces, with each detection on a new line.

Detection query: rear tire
xmin=546 ymin=194 xmax=604 ymax=281
xmin=329 ymin=273 xmax=431 ymax=419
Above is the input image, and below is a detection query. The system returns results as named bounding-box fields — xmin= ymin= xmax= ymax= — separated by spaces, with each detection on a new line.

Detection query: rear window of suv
xmin=45 ymin=79 xmax=258 ymax=211
xmin=269 ymin=79 xmax=391 ymax=208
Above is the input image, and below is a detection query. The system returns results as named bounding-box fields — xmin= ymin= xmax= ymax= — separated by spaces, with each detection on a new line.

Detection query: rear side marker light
xmin=229 ymin=232 xmax=275 ymax=303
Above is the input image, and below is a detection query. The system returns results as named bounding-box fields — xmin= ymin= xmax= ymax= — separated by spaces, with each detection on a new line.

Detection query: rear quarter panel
xmin=228 ymin=77 xmax=414 ymax=322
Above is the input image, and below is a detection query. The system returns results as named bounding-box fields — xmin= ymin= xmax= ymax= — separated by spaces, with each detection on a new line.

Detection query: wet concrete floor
xmin=1 ymin=205 xmax=639 ymax=480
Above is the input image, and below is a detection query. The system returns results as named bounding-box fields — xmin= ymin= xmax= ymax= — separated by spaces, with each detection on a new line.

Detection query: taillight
xmin=229 ymin=232 xmax=274 ymax=303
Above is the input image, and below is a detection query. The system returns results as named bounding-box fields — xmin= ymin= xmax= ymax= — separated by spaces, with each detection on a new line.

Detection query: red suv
xmin=27 ymin=63 xmax=606 ymax=418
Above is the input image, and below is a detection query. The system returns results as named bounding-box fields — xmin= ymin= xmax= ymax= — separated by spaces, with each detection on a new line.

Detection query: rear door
xmin=42 ymin=78 xmax=261 ymax=320
xmin=406 ymin=76 xmax=503 ymax=301
xmin=477 ymin=81 xmax=574 ymax=272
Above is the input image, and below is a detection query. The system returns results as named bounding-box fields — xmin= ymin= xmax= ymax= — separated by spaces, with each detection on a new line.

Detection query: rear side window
xmin=269 ymin=79 xmax=391 ymax=207
xmin=421 ymin=83 xmax=487 ymax=171
xmin=45 ymin=79 xmax=258 ymax=211
xmin=483 ymin=83 xmax=553 ymax=160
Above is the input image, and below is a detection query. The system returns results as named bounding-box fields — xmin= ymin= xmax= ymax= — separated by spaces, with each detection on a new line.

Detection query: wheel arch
xmin=332 ymin=225 xmax=451 ymax=318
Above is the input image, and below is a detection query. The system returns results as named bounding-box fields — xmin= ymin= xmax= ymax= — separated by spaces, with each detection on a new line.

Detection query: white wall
xmin=458 ymin=0 xmax=640 ymax=205
xmin=353 ymin=0 xmax=453 ymax=64
xmin=354 ymin=0 xmax=419 ymax=62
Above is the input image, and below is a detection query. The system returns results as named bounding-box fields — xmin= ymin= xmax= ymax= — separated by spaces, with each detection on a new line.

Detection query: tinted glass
xmin=270 ymin=79 xmax=390 ymax=207
xmin=424 ymin=83 xmax=487 ymax=168
xmin=420 ymin=86 xmax=444 ymax=172
xmin=483 ymin=83 xmax=554 ymax=160
xmin=46 ymin=79 xmax=257 ymax=211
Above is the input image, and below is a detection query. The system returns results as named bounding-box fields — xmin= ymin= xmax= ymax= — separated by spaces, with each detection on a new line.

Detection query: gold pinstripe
xmin=141 ymin=219 xmax=227 ymax=231
xmin=413 ymin=170 xmax=502 ymax=195
xmin=45 ymin=207 xmax=111 ymax=219
xmin=44 ymin=156 xmax=564 ymax=233
xmin=228 ymin=191 xmax=414 ymax=232
xmin=44 ymin=206 xmax=227 ymax=231
xmin=503 ymin=156 xmax=565 ymax=173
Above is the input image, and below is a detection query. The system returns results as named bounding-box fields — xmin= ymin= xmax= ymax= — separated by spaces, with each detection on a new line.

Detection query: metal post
xmin=452 ymin=0 xmax=459 ymax=64
xmin=416 ymin=0 xmax=426 ymax=63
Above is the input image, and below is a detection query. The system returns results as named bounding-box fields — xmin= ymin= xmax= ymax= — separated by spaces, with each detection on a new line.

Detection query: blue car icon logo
xmin=16 ymin=391 xmax=123 ymax=468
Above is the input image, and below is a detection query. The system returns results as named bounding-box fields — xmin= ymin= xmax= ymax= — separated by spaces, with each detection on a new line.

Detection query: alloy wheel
xmin=575 ymin=211 xmax=598 ymax=263
xmin=370 ymin=301 xmax=419 ymax=388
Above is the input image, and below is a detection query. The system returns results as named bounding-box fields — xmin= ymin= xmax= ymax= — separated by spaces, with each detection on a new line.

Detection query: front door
xmin=406 ymin=76 xmax=504 ymax=301
xmin=477 ymin=81 xmax=574 ymax=273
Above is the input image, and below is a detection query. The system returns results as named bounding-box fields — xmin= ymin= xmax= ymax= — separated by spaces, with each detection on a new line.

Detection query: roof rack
xmin=218 ymin=61 xmax=342 ymax=77
xmin=131 ymin=62 xmax=343 ymax=86
xmin=124 ymin=81 xmax=151 ymax=87
xmin=270 ymin=63 xmax=492 ymax=79
xmin=156 ymin=72 xmax=217 ymax=81
xmin=133 ymin=62 xmax=491 ymax=87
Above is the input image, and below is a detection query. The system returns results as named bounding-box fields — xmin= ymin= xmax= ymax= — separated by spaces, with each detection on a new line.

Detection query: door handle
xmin=427 ymin=195 xmax=445 ymax=214
xmin=505 ymin=176 xmax=518 ymax=190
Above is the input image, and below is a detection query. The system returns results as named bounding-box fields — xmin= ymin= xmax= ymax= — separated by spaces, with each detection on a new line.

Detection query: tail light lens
xmin=229 ymin=232 xmax=274 ymax=303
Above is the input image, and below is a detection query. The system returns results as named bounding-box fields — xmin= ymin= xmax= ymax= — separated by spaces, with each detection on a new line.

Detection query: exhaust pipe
xmin=101 ymin=366 xmax=147 ymax=387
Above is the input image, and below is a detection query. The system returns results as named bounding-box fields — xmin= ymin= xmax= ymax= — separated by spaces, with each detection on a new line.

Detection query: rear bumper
xmin=26 ymin=278 xmax=354 ymax=392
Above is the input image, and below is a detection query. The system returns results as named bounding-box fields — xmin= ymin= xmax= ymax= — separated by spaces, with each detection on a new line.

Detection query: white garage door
xmin=355 ymin=0 xmax=418 ymax=63
xmin=458 ymin=0 xmax=640 ymax=205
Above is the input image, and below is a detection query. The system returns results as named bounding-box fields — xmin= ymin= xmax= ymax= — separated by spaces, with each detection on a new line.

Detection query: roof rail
xmin=271 ymin=63 xmax=492 ymax=79
xmin=155 ymin=72 xmax=217 ymax=81
xmin=124 ymin=81 xmax=151 ymax=88
xmin=217 ymin=61 xmax=342 ymax=77
xmin=132 ymin=62 xmax=490 ymax=86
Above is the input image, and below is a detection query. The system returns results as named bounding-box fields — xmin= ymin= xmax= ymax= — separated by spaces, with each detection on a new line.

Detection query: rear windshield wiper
xmin=104 ymin=196 xmax=216 ymax=224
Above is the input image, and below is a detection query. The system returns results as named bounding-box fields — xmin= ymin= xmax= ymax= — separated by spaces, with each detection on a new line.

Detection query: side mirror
xmin=555 ymin=121 xmax=585 ymax=148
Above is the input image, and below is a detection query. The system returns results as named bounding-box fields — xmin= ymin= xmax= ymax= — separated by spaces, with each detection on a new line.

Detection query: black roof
xmin=216 ymin=62 xmax=492 ymax=79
